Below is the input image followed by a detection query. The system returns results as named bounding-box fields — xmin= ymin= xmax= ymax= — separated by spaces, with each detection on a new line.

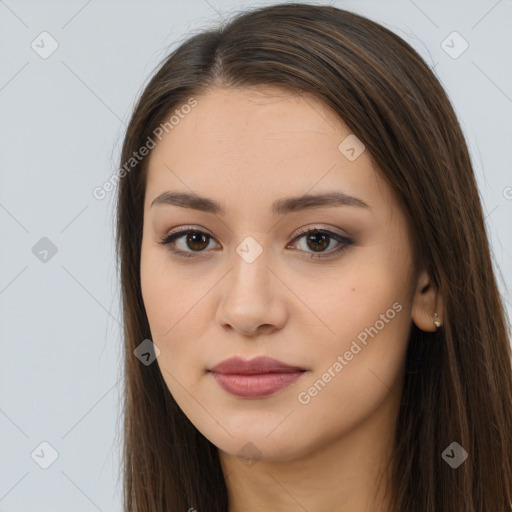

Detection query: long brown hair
xmin=115 ymin=3 xmax=512 ymax=510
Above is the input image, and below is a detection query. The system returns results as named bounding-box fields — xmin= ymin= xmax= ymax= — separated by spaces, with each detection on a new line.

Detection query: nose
xmin=215 ymin=249 xmax=288 ymax=337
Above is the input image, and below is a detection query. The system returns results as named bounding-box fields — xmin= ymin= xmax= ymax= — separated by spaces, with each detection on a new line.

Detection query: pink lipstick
xmin=208 ymin=356 xmax=306 ymax=398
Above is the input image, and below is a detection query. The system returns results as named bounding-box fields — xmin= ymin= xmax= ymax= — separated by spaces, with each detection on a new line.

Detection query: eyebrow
xmin=150 ymin=191 xmax=370 ymax=215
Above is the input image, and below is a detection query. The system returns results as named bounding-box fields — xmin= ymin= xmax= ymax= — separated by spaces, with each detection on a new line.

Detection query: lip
xmin=208 ymin=356 xmax=307 ymax=398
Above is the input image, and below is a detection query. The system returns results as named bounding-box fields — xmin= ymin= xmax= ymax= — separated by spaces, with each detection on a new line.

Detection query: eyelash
xmin=158 ymin=225 xmax=353 ymax=260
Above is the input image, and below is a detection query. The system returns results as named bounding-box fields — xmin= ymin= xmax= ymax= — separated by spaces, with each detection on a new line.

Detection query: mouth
xmin=207 ymin=356 xmax=307 ymax=398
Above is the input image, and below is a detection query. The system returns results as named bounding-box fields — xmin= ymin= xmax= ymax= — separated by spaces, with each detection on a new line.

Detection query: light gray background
xmin=1 ymin=0 xmax=511 ymax=510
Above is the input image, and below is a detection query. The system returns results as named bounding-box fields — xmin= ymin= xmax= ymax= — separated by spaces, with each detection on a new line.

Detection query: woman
xmin=115 ymin=3 xmax=512 ymax=511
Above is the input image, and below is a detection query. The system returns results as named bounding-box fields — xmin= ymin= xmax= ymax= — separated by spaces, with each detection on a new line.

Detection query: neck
xmin=219 ymin=389 xmax=399 ymax=512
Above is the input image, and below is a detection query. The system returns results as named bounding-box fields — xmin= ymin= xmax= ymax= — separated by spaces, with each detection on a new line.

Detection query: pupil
xmin=188 ymin=233 xmax=208 ymax=251
xmin=308 ymin=233 xmax=328 ymax=252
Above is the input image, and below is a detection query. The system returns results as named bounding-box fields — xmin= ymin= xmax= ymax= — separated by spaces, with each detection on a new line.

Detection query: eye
xmin=288 ymin=227 xmax=353 ymax=259
xmin=158 ymin=226 xmax=353 ymax=259
xmin=158 ymin=227 xmax=220 ymax=258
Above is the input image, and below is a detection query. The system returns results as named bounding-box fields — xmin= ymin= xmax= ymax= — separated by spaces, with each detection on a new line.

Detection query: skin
xmin=140 ymin=86 xmax=443 ymax=512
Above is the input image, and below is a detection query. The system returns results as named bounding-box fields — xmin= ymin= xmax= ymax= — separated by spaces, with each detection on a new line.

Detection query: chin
xmin=196 ymin=417 xmax=315 ymax=463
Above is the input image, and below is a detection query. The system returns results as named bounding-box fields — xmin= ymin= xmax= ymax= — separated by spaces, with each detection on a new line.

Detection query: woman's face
xmin=140 ymin=86 xmax=428 ymax=462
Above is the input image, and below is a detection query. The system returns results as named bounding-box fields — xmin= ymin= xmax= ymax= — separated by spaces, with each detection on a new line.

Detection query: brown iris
xmin=186 ymin=232 xmax=210 ymax=251
xmin=305 ymin=231 xmax=329 ymax=252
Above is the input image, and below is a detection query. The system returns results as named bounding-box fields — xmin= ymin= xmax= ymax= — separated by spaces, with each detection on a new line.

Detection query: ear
xmin=411 ymin=269 xmax=444 ymax=332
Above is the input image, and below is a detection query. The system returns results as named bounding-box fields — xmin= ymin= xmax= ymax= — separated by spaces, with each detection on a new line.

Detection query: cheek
xmin=303 ymin=250 xmax=412 ymax=399
xmin=295 ymin=297 xmax=410 ymax=444
xmin=140 ymin=244 xmax=212 ymax=380
xmin=141 ymin=242 xmax=195 ymax=338
xmin=140 ymin=249 xmax=171 ymax=337
xmin=314 ymin=260 xmax=405 ymax=347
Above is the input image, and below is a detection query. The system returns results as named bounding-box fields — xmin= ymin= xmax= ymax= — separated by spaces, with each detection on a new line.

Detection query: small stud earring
xmin=430 ymin=312 xmax=441 ymax=329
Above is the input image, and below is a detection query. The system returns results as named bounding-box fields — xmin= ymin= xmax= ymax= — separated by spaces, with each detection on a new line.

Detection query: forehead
xmin=144 ymin=86 xmax=389 ymax=216
xmin=165 ymin=86 xmax=349 ymax=153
